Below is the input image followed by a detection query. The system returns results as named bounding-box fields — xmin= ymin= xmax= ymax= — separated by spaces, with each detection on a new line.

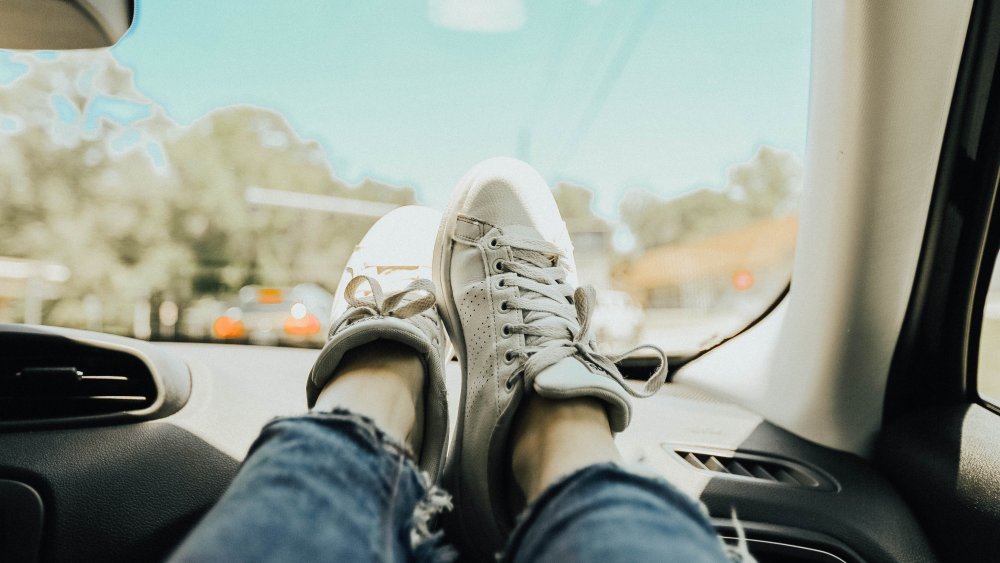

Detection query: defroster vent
xmin=668 ymin=446 xmax=836 ymax=491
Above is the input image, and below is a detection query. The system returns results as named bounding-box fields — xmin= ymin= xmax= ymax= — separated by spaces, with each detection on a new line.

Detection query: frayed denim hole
xmin=409 ymin=475 xmax=454 ymax=550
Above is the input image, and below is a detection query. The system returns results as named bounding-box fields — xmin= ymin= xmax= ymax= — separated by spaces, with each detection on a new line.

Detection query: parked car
xmin=212 ymin=284 xmax=332 ymax=347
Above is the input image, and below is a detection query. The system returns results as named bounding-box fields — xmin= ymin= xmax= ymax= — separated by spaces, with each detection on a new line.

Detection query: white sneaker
xmin=307 ymin=206 xmax=450 ymax=481
xmin=433 ymin=158 xmax=666 ymax=558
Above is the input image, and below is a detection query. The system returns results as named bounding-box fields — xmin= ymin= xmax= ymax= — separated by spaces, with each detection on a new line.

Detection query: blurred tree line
xmin=0 ymin=50 xmax=801 ymax=333
xmin=0 ymin=51 xmax=412 ymax=332
xmin=620 ymin=145 xmax=802 ymax=252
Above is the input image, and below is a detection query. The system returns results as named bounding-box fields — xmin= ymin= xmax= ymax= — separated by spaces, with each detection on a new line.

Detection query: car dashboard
xmin=0 ymin=324 xmax=935 ymax=562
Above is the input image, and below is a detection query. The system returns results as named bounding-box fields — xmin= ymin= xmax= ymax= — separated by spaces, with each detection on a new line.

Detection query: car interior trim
xmin=675 ymin=0 xmax=974 ymax=456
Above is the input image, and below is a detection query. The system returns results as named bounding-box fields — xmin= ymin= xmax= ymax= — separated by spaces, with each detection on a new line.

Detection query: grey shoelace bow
xmin=493 ymin=233 xmax=668 ymax=395
xmin=329 ymin=275 xmax=438 ymax=337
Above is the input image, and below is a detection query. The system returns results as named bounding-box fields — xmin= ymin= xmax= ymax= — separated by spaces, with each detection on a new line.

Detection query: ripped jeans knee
xmin=236 ymin=410 xmax=458 ymax=562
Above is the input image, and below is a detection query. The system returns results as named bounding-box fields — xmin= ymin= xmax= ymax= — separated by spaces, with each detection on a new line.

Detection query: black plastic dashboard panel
xmin=0 ymin=421 xmax=239 ymax=562
xmin=0 ymin=479 xmax=44 ymax=563
xmin=701 ymin=422 xmax=937 ymax=563
xmin=877 ymin=404 xmax=1000 ymax=562
xmin=712 ymin=520 xmax=865 ymax=563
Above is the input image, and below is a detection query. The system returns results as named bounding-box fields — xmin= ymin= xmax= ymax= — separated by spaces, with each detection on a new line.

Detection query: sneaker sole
xmin=433 ymin=171 xmax=480 ymax=554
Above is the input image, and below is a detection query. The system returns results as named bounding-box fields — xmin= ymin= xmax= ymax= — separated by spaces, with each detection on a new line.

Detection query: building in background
xmin=618 ymin=214 xmax=797 ymax=312
xmin=0 ymin=257 xmax=70 ymax=325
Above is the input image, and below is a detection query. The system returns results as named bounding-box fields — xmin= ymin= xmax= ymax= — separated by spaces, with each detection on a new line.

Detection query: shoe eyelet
xmin=496 ymin=278 xmax=505 ymax=289
xmin=501 ymin=324 xmax=512 ymax=337
xmin=503 ymin=350 xmax=515 ymax=364
xmin=493 ymin=259 xmax=505 ymax=273
xmin=499 ymin=300 xmax=509 ymax=312
xmin=488 ymin=238 xmax=499 ymax=248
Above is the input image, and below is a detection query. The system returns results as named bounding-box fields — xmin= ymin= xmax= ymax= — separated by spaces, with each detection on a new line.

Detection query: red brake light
xmin=284 ymin=313 xmax=320 ymax=336
xmin=213 ymin=316 xmax=246 ymax=339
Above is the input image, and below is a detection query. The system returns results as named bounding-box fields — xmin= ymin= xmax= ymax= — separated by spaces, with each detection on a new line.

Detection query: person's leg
xmin=434 ymin=158 xmax=738 ymax=561
xmin=169 ymin=342 xmax=450 ymax=562
xmin=510 ymin=396 xmax=621 ymax=501
xmin=503 ymin=395 xmax=735 ymax=562
xmin=170 ymin=206 xmax=453 ymax=562
xmin=312 ymin=340 xmax=425 ymax=446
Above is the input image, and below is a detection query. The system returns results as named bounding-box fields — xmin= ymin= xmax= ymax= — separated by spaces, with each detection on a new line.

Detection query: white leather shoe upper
xmin=435 ymin=157 xmax=667 ymax=559
xmin=307 ymin=206 xmax=450 ymax=481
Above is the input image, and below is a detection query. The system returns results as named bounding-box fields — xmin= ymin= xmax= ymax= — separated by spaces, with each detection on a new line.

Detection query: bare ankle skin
xmin=511 ymin=395 xmax=623 ymax=502
xmin=313 ymin=341 xmax=425 ymax=448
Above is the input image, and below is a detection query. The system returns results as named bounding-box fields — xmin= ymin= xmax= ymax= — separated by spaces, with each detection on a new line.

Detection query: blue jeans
xmin=169 ymin=411 xmax=734 ymax=562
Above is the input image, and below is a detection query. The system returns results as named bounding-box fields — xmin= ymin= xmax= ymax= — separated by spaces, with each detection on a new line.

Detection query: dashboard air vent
xmin=1 ymin=339 xmax=157 ymax=421
xmin=669 ymin=447 xmax=836 ymax=491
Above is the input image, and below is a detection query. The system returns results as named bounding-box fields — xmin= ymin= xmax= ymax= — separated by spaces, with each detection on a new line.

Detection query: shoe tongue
xmin=532 ymin=356 xmax=631 ymax=432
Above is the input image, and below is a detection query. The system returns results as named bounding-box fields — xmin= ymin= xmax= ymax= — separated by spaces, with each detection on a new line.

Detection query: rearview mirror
xmin=0 ymin=0 xmax=133 ymax=50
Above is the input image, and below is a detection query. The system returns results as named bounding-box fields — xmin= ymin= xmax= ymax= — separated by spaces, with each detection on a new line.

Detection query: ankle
xmin=511 ymin=395 xmax=622 ymax=501
xmin=313 ymin=341 xmax=425 ymax=446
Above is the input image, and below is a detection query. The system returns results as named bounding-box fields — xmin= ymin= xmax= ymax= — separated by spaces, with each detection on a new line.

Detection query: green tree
xmin=0 ymin=50 xmax=415 ymax=332
xmin=620 ymin=146 xmax=802 ymax=251
xmin=552 ymin=182 xmax=599 ymax=221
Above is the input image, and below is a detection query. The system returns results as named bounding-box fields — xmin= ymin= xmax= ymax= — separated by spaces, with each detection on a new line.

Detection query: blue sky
xmin=110 ymin=0 xmax=811 ymax=217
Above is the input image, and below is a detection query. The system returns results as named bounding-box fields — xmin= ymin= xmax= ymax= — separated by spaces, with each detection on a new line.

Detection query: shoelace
xmin=329 ymin=275 xmax=438 ymax=337
xmin=493 ymin=234 xmax=668 ymax=396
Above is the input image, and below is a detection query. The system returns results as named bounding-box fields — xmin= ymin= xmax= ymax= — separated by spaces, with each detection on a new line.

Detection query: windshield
xmin=0 ymin=1 xmax=811 ymax=354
